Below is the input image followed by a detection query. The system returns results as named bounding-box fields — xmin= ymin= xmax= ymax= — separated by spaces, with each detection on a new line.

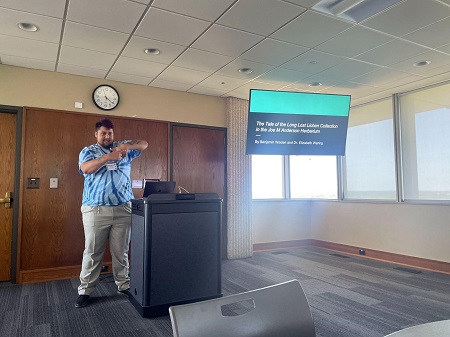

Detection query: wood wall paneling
xmin=172 ymin=126 xmax=225 ymax=196
xmin=171 ymin=125 xmax=227 ymax=256
xmin=19 ymin=109 xmax=169 ymax=279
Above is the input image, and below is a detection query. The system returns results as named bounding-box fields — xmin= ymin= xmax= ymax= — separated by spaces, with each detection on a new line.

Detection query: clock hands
xmin=105 ymin=95 xmax=114 ymax=104
xmin=102 ymin=88 xmax=115 ymax=104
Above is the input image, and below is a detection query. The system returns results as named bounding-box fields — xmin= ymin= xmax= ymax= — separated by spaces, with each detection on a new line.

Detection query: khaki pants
xmin=78 ymin=203 xmax=131 ymax=296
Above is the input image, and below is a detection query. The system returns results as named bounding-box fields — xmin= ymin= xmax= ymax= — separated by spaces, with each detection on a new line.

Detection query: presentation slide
xmin=246 ymin=89 xmax=351 ymax=155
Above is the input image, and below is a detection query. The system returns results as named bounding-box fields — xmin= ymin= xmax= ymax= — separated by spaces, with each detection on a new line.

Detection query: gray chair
xmin=169 ymin=279 xmax=316 ymax=337
xmin=384 ymin=319 xmax=450 ymax=337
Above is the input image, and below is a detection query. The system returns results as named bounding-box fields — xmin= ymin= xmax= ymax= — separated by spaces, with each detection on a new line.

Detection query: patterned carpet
xmin=1 ymin=246 xmax=450 ymax=337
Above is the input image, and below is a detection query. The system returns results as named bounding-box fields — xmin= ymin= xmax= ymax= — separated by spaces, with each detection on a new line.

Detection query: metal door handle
xmin=0 ymin=192 xmax=12 ymax=208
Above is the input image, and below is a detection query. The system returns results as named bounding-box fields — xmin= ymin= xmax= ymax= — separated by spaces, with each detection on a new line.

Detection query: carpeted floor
xmin=1 ymin=246 xmax=450 ymax=337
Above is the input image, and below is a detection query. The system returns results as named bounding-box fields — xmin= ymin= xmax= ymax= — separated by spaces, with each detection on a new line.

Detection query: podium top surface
xmin=132 ymin=193 xmax=221 ymax=204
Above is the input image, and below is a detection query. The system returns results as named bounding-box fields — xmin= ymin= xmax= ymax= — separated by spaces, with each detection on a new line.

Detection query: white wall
xmin=252 ymin=200 xmax=311 ymax=243
xmin=252 ymin=199 xmax=450 ymax=263
xmin=0 ymin=65 xmax=226 ymax=127
xmin=310 ymin=201 xmax=450 ymax=263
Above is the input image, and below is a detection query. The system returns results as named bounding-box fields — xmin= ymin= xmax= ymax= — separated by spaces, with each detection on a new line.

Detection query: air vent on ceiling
xmin=313 ymin=0 xmax=403 ymax=23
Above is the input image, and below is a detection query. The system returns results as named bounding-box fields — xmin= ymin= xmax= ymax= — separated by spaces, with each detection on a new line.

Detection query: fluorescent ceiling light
xmin=313 ymin=0 xmax=403 ymax=23
xmin=329 ymin=0 xmax=365 ymax=15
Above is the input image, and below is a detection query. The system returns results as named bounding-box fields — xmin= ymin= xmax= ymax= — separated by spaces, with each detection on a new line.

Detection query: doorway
xmin=0 ymin=106 xmax=21 ymax=282
xmin=170 ymin=124 xmax=227 ymax=257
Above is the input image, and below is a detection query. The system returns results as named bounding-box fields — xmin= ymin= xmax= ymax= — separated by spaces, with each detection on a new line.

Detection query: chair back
xmin=169 ymin=279 xmax=316 ymax=337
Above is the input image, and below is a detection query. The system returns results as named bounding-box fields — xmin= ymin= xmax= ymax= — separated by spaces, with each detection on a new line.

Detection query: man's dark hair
xmin=95 ymin=118 xmax=114 ymax=130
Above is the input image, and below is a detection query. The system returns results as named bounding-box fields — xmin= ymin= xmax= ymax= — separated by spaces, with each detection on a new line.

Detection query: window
xmin=290 ymin=155 xmax=338 ymax=199
xmin=251 ymin=155 xmax=284 ymax=199
xmin=343 ymin=98 xmax=396 ymax=200
xmin=400 ymin=82 xmax=450 ymax=201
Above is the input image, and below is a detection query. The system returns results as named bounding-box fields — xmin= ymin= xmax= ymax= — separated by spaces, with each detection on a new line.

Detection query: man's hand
xmin=111 ymin=146 xmax=127 ymax=159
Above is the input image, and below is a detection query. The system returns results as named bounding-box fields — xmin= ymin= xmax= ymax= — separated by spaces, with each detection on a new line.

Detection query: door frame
xmin=0 ymin=105 xmax=23 ymax=283
xmin=169 ymin=123 xmax=228 ymax=258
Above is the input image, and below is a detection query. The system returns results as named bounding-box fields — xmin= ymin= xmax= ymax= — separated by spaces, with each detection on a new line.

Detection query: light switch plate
xmin=50 ymin=178 xmax=58 ymax=188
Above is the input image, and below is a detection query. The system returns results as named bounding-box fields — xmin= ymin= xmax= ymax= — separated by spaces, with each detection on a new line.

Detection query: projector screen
xmin=246 ymin=89 xmax=351 ymax=155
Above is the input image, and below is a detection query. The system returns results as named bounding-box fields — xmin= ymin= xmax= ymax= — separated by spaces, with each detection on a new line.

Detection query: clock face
xmin=92 ymin=85 xmax=120 ymax=110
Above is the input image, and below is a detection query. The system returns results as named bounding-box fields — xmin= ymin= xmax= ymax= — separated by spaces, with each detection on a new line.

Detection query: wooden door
xmin=0 ymin=112 xmax=16 ymax=281
xmin=171 ymin=125 xmax=227 ymax=257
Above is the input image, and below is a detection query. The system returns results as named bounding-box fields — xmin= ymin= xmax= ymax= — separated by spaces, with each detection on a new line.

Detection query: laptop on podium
xmin=143 ymin=181 xmax=176 ymax=197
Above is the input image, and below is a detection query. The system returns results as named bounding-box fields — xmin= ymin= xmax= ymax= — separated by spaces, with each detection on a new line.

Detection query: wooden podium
xmin=128 ymin=193 xmax=222 ymax=318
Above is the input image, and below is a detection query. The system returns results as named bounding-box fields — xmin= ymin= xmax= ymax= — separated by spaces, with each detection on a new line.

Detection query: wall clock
xmin=92 ymin=84 xmax=120 ymax=111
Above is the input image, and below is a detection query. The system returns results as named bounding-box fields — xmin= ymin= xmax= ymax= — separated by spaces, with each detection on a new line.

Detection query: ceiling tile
xmin=241 ymin=38 xmax=309 ymax=65
xmin=319 ymin=81 xmax=362 ymax=95
xmin=216 ymin=59 xmax=274 ymax=79
xmin=188 ymin=85 xmax=232 ymax=96
xmin=315 ymin=26 xmax=393 ymax=58
xmin=271 ymin=10 xmax=353 ymax=48
xmin=408 ymin=61 xmax=450 ymax=78
xmin=156 ymin=65 xmax=211 ymax=85
xmin=150 ymin=79 xmax=193 ymax=91
xmin=321 ymin=82 xmax=385 ymax=99
xmin=0 ymin=8 xmax=62 ymax=43
xmin=402 ymin=17 xmax=450 ymax=49
xmin=59 ymin=46 xmax=116 ymax=71
xmin=281 ymin=0 xmax=320 ymax=8
xmin=122 ymin=36 xmax=186 ymax=65
xmin=354 ymin=39 xmax=430 ymax=66
xmin=0 ymin=34 xmax=58 ymax=61
xmin=172 ymin=48 xmax=234 ymax=72
xmin=287 ymin=74 xmax=342 ymax=91
xmin=197 ymin=74 xmax=250 ymax=91
xmin=228 ymin=80 xmax=284 ymax=99
xmin=362 ymin=0 xmax=450 ymax=38
xmin=57 ymin=63 xmax=107 ymax=79
xmin=152 ymin=0 xmax=236 ymax=21
xmin=67 ymin=0 xmax=146 ymax=33
xmin=351 ymin=67 xmax=415 ymax=87
xmin=218 ymin=0 xmax=305 ymax=36
xmin=347 ymin=86 xmax=388 ymax=100
xmin=379 ymin=75 xmax=426 ymax=92
xmin=107 ymin=71 xmax=152 ymax=86
xmin=0 ymin=54 xmax=55 ymax=71
xmin=437 ymin=43 xmax=450 ymax=54
xmin=318 ymin=59 xmax=381 ymax=81
xmin=136 ymin=7 xmax=210 ymax=46
xmin=112 ymin=56 xmax=167 ymax=78
xmin=388 ymin=50 xmax=450 ymax=75
xmin=282 ymin=49 xmax=345 ymax=74
xmin=256 ymin=67 xmax=310 ymax=86
xmin=191 ymin=24 xmax=264 ymax=57
xmin=63 ymin=22 xmax=129 ymax=54
xmin=0 ymin=0 xmax=66 ymax=18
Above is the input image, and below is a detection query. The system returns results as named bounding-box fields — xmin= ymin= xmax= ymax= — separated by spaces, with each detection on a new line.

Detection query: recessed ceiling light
xmin=144 ymin=48 xmax=160 ymax=55
xmin=238 ymin=67 xmax=253 ymax=74
xmin=17 ymin=22 xmax=39 ymax=32
xmin=413 ymin=60 xmax=431 ymax=67
xmin=309 ymin=82 xmax=322 ymax=87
